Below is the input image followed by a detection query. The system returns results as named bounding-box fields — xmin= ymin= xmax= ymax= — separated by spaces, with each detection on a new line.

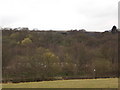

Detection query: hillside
xmin=2 ymin=27 xmax=118 ymax=83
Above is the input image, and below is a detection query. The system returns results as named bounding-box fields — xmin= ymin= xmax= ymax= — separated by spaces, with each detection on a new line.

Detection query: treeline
xmin=2 ymin=27 xmax=118 ymax=83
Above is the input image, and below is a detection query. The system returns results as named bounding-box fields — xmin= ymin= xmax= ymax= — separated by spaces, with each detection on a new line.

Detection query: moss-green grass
xmin=2 ymin=78 xmax=118 ymax=88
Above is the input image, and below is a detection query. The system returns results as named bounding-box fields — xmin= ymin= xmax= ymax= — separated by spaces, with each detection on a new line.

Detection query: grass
xmin=2 ymin=78 xmax=118 ymax=88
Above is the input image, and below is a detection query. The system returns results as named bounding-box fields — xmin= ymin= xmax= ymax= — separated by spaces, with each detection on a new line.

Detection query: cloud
xmin=0 ymin=0 xmax=119 ymax=31
xmin=0 ymin=16 xmax=19 ymax=27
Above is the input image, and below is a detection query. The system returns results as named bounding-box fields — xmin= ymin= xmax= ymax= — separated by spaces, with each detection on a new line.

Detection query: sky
xmin=0 ymin=0 xmax=119 ymax=31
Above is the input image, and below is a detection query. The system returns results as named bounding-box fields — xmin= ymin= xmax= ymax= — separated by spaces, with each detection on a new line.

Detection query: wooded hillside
xmin=2 ymin=27 xmax=118 ymax=83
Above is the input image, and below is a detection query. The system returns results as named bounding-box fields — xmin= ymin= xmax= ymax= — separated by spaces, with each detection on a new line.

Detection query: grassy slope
xmin=2 ymin=78 xmax=118 ymax=88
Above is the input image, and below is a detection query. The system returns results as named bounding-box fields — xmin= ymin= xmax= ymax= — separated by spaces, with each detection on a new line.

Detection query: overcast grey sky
xmin=0 ymin=0 xmax=119 ymax=31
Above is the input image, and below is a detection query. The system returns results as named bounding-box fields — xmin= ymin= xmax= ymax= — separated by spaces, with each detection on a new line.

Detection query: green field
xmin=2 ymin=78 xmax=118 ymax=88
